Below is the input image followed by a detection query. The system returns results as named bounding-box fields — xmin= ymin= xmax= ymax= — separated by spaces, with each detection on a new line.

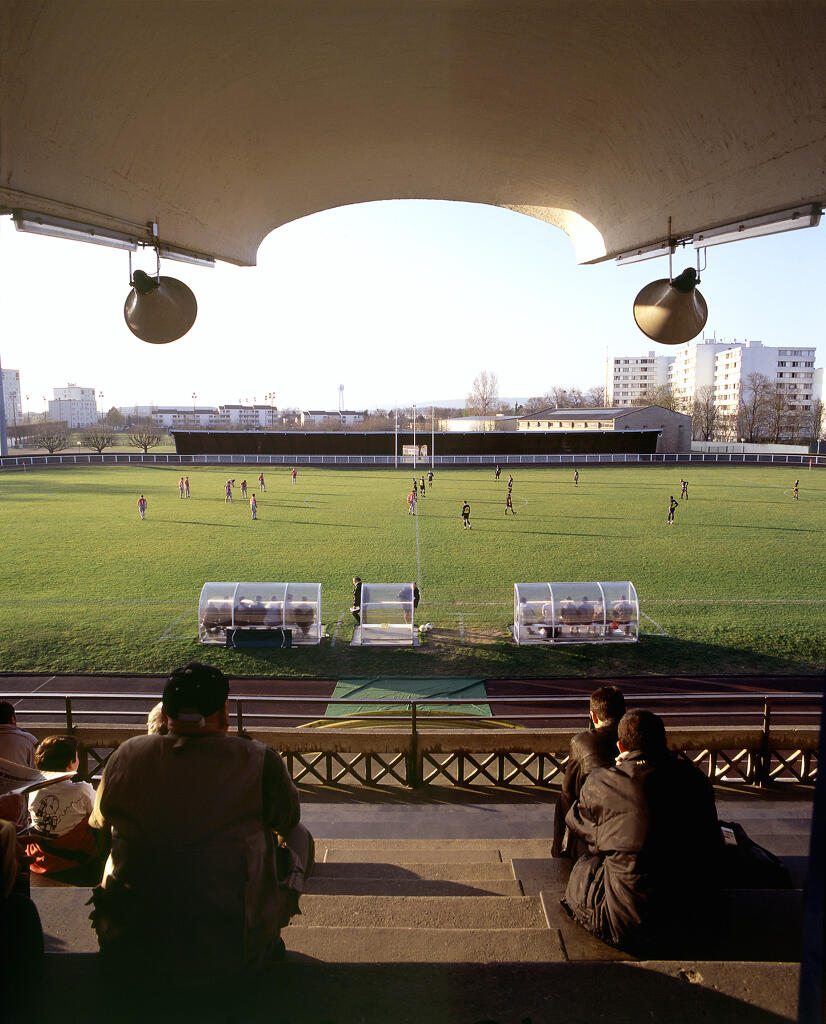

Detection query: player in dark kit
xmin=412 ymin=478 xmax=418 ymax=497
xmin=419 ymin=475 xmax=426 ymax=496
xmin=793 ymin=480 xmax=799 ymax=500
xmin=680 ymin=478 xmax=688 ymax=499
xmin=495 ymin=465 xmax=501 ymax=481
xmin=427 ymin=469 xmax=433 ymax=486
xmin=667 ymin=496 xmax=678 ymax=525
xmin=574 ymin=470 xmax=579 ymax=487
xmin=505 ymin=491 xmax=516 ymax=515
xmin=461 ymin=501 xmax=472 ymax=530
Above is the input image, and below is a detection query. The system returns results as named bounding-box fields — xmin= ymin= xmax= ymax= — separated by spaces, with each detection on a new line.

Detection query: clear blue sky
xmin=1 ymin=200 xmax=822 ymax=414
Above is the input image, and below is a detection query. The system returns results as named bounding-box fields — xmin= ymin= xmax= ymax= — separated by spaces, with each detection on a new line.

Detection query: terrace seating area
xmin=22 ymin=786 xmax=812 ymax=1023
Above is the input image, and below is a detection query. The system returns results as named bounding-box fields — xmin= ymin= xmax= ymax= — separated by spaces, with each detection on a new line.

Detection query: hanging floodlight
xmin=124 ymin=248 xmax=197 ymax=344
xmin=632 ymin=224 xmax=708 ymax=345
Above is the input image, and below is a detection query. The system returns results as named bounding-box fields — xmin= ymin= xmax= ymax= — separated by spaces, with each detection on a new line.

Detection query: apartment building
xmin=605 ymin=351 xmax=673 ymax=406
xmin=48 ymin=384 xmax=98 ymax=428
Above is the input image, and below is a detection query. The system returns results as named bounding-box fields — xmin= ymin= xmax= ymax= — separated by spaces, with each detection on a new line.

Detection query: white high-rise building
xmin=668 ymin=338 xmax=732 ymax=408
xmin=713 ymin=340 xmax=818 ymax=437
xmin=48 ymin=384 xmax=98 ymax=428
xmin=605 ymin=351 xmax=674 ymax=406
xmin=1 ymin=368 xmax=22 ymax=429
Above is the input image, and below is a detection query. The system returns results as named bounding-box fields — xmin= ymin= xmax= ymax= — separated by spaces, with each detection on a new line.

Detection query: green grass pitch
xmin=0 ymin=464 xmax=823 ymax=678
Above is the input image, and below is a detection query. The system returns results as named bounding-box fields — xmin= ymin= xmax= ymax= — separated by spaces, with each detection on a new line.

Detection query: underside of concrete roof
xmin=2 ymin=1 xmax=825 ymax=266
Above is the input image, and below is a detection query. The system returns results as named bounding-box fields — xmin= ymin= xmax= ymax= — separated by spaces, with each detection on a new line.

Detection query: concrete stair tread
xmin=306 ymin=878 xmax=524 ymax=897
xmin=311 ymin=861 xmax=514 ymax=881
xmin=322 ymin=848 xmax=502 ymax=864
xmin=283 ymin=925 xmax=565 ymax=963
xmin=293 ymin=894 xmax=545 ymax=929
xmin=317 ymin=838 xmax=552 ymax=856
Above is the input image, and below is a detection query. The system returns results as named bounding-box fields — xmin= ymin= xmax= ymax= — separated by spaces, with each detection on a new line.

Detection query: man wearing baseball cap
xmin=89 ymin=661 xmax=313 ymax=978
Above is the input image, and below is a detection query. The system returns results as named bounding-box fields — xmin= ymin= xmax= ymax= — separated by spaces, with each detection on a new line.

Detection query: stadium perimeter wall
xmin=170 ymin=429 xmax=660 ymax=457
xmin=2 ymin=451 xmax=825 ymax=469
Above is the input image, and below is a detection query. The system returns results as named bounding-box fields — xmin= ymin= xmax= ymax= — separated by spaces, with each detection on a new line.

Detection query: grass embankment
xmin=0 ymin=464 xmax=823 ymax=677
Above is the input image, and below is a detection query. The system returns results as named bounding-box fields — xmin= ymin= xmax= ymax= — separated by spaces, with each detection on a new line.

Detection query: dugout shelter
xmin=513 ymin=581 xmax=639 ymax=644
xmin=352 ymin=583 xmax=418 ymax=647
xmin=199 ymin=582 xmax=322 ymax=645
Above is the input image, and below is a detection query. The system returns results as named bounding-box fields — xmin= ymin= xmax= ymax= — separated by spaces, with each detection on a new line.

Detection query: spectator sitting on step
xmin=88 ymin=661 xmax=314 ymax=979
xmin=26 ymin=735 xmax=104 ymax=884
xmin=0 ymin=701 xmax=38 ymax=828
xmin=552 ymin=686 xmax=625 ymax=859
xmin=1 ymin=818 xmax=44 ymax=1015
xmin=561 ymin=709 xmax=723 ymax=954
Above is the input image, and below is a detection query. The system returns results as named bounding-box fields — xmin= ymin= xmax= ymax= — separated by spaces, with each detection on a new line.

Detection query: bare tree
xmin=691 ymin=385 xmax=719 ymax=441
xmin=547 ymin=386 xmax=570 ymax=408
xmin=128 ymin=431 xmax=162 ymax=454
xmin=765 ymin=383 xmax=791 ymax=443
xmin=466 ymin=371 xmax=501 ymax=415
xmin=805 ymin=398 xmax=825 ymax=444
xmin=583 ymin=386 xmax=606 ymax=407
xmin=738 ymin=373 xmax=772 ymax=442
xmin=32 ymin=428 xmax=70 ymax=454
xmin=81 ymin=428 xmax=117 ymax=453
xmin=633 ymin=384 xmax=680 ymax=412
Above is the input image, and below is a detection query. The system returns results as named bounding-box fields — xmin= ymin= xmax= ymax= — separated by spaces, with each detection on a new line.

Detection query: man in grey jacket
xmin=89 ymin=662 xmax=313 ymax=978
xmin=562 ymin=709 xmax=722 ymax=953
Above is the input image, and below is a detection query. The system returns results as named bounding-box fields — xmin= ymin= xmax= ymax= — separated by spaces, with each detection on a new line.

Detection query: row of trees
xmin=21 ymin=425 xmax=162 ymax=454
xmin=466 ymin=371 xmax=605 ymax=416
xmin=633 ymin=375 xmax=824 ymax=444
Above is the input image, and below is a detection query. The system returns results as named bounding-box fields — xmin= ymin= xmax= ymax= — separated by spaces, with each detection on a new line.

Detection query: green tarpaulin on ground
xmin=328 ymin=676 xmax=490 ymax=717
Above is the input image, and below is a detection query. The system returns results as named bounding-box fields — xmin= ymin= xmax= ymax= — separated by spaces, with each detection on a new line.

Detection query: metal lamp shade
xmin=633 ymin=277 xmax=708 ymax=345
xmin=124 ymin=276 xmax=198 ymax=344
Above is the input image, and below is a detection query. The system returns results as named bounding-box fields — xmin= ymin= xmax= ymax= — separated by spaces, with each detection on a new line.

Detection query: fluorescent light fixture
xmin=158 ymin=246 xmax=215 ymax=268
xmin=692 ymin=204 xmax=822 ymax=249
xmin=615 ymin=240 xmax=676 ymax=266
xmin=13 ymin=209 xmax=138 ymax=250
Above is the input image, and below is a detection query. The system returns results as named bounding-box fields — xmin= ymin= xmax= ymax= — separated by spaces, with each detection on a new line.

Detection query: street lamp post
xmin=192 ymin=392 xmax=197 ymax=427
xmin=412 ymin=403 xmax=417 ymax=469
xmin=9 ymin=390 xmax=18 ymax=447
xmin=98 ymin=391 xmax=104 ymax=423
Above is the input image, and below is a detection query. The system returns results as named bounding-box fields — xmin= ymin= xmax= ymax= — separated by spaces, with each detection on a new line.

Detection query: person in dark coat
xmin=351 ymin=576 xmax=362 ymax=623
xmin=562 ymin=710 xmax=723 ymax=954
xmin=552 ymin=686 xmax=626 ymax=859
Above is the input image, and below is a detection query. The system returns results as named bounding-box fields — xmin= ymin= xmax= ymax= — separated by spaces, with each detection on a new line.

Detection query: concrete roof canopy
xmin=2 ymin=1 xmax=825 ymax=266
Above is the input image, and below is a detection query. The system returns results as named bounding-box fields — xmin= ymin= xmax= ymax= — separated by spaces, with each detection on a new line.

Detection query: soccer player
xmin=680 ymin=478 xmax=688 ymax=499
xmin=137 ymin=495 xmax=147 ymax=520
xmin=505 ymin=491 xmax=516 ymax=515
xmin=184 ymin=476 xmax=190 ymax=498
xmin=495 ymin=465 xmax=501 ymax=481
xmin=412 ymin=478 xmax=418 ymax=497
xmin=178 ymin=477 xmax=184 ymax=499
xmin=574 ymin=470 xmax=579 ymax=487
xmin=419 ymin=475 xmax=426 ymax=496
xmin=793 ymin=479 xmax=799 ymax=500
xmin=250 ymin=493 xmax=257 ymax=520
xmin=667 ymin=495 xmax=678 ymax=525
xmin=291 ymin=467 xmax=297 ymax=485
xmin=461 ymin=500 xmax=472 ymax=529
xmin=225 ymin=480 xmax=233 ymax=504
xmin=507 ymin=473 xmax=514 ymax=490
xmin=240 ymin=480 xmax=248 ymax=499
xmin=258 ymin=472 xmax=266 ymax=492
xmin=407 ymin=490 xmax=416 ymax=515
xmin=427 ymin=469 xmax=433 ymax=486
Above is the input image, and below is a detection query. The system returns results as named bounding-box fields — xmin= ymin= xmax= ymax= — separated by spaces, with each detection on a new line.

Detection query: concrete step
xmin=310 ymin=860 xmax=514 ymax=881
xmin=322 ymin=847 xmax=502 ymax=864
xmin=283 ymin=925 xmax=565 ymax=963
xmin=316 ymin=837 xmax=552 ymax=857
xmin=305 ymin=877 xmax=524 ymax=897
xmin=293 ymin=893 xmax=546 ymax=929
xmin=31 ymin=955 xmax=802 ymax=1024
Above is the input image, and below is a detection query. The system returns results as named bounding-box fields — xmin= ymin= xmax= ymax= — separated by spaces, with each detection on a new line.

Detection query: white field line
xmin=459 ymin=613 xmax=465 ymax=643
xmin=160 ymin=608 xmax=197 ymax=641
xmin=640 ymin=611 xmax=669 ymax=636
xmin=642 ymin=598 xmax=826 ymax=605
xmin=13 ymin=675 xmax=56 ymax=706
